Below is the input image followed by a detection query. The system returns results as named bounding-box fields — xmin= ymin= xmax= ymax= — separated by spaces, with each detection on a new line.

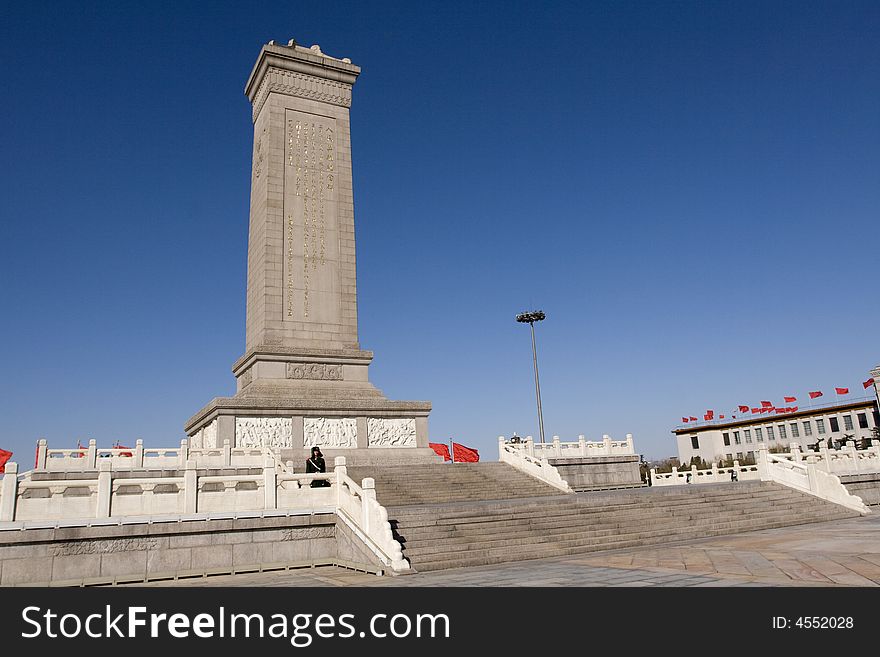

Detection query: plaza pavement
xmin=136 ymin=512 xmax=880 ymax=587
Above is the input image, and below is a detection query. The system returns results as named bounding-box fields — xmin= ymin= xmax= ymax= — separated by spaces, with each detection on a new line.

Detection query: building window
xmin=791 ymin=423 xmax=800 ymax=438
xmin=734 ymin=431 xmax=741 ymax=445
xmin=858 ymin=413 xmax=869 ymax=429
xmin=755 ymin=427 xmax=763 ymax=441
xmin=829 ymin=417 xmax=839 ymax=432
xmin=747 ymin=451 xmax=755 ymax=461
xmin=691 ymin=436 xmax=699 ymax=449
xmin=843 ymin=415 xmax=854 ymax=431
xmin=744 ymin=429 xmax=752 ymax=443
xmin=723 ymin=432 xmax=730 ymax=446
xmin=778 ymin=424 xmax=787 ymax=440
xmin=816 ymin=419 xmax=826 ymax=434
xmin=736 ymin=452 xmax=743 ymax=460
xmin=767 ymin=426 xmax=775 ymax=441
xmin=802 ymin=421 xmax=812 ymax=437
xmin=726 ymin=453 xmax=733 ymax=462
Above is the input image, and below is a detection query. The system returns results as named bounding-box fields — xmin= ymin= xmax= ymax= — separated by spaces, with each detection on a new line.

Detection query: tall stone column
xmin=185 ymin=40 xmax=432 ymax=466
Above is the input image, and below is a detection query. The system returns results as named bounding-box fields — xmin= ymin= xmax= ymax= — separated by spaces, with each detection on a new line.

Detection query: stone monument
xmin=185 ymin=40 xmax=433 ymax=465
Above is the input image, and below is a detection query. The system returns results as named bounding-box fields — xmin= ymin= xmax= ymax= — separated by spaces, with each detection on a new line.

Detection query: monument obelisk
xmin=185 ymin=39 xmax=433 ymax=465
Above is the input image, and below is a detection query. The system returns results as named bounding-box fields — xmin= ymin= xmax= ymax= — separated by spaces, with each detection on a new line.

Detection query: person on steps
xmin=306 ymin=446 xmax=331 ymax=487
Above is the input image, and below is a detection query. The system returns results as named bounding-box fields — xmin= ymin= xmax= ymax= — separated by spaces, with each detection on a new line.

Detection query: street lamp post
xmin=516 ymin=310 xmax=546 ymax=444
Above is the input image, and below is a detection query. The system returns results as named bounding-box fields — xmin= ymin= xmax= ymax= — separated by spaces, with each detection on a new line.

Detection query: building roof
xmin=672 ymin=398 xmax=878 ymax=435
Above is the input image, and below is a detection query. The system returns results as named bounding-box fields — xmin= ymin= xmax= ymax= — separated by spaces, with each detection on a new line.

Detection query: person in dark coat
xmin=306 ymin=447 xmax=331 ymax=487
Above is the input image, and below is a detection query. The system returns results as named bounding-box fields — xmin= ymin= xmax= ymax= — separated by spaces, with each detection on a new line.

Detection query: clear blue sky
xmin=1 ymin=1 xmax=878 ymax=463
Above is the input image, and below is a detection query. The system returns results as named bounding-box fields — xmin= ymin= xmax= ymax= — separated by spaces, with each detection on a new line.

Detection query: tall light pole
xmin=516 ymin=310 xmax=546 ymax=444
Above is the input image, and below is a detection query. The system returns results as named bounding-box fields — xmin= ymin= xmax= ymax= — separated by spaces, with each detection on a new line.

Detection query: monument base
xmin=185 ymin=347 xmax=435 ymax=466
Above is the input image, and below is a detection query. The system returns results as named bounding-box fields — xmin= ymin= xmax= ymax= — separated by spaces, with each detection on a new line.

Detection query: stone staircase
xmin=385 ymin=481 xmax=860 ymax=572
xmin=346 ymin=462 xmax=564 ymax=507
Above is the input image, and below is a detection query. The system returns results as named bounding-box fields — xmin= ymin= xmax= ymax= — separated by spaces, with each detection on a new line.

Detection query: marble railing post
xmin=96 ymin=461 xmax=112 ymax=518
xmin=552 ymin=435 xmax=561 ymax=458
xmin=498 ymin=436 xmax=505 ymax=456
xmin=184 ymin=459 xmax=197 ymax=514
xmin=0 ymin=463 xmax=19 ymax=521
xmin=756 ymin=445 xmax=769 ymax=480
xmin=223 ymin=439 xmax=232 ymax=467
xmin=789 ymin=443 xmax=801 ymax=462
xmin=264 ymin=455 xmax=277 ymax=509
xmin=845 ymin=441 xmax=859 ymax=472
xmin=334 ymin=456 xmax=347 ymax=507
xmin=86 ymin=439 xmax=97 ymax=469
xmin=526 ymin=438 xmax=535 ymax=457
xmin=578 ymin=435 xmax=586 ymax=456
xmin=626 ymin=434 xmax=634 ymax=453
xmin=134 ymin=439 xmax=144 ymax=468
xmin=361 ymin=478 xmax=376 ymax=535
xmin=179 ymin=439 xmax=189 ymax=468
xmin=819 ymin=445 xmax=831 ymax=472
xmin=36 ymin=439 xmax=47 ymax=470
xmin=603 ymin=434 xmax=612 ymax=455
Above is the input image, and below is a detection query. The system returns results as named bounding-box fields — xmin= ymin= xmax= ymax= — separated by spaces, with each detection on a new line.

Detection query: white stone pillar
xmin=96 ymin=460 xmax=112 ymax=518
xmin=86 ymin=439 xmax=97 ymax=469
xmin=552 ymin=435 xmax=561 ymax=458
xmin=526 ymin=438 xmax=535 ymax=457
xmin=603 ymin=434 xmax=612 ymax=456
xmin=756 ymin=445 xmax=770 ymax=481
xmin=625 ymin=433 xmax=634 ymax=455
xmin=36 ymin=439 xmax=47 ymax=470
xmin=184 ymin=459 xmax=197 ymax=514
xmin=134 ymin=439 xmax=144 ymax=469
xmin=0 ymin=463 xmax=19 ymax=521
xmin=263 ymin=455 xmax=277 ymax=509
xmin=179 ymin=438 xmax=189 ymax=468
xmin=789 ymin=442 xmax=801 ymax=461
xmin=361 ymin=477 xmax=376 ymax=535
xmin=578 ymin=434 xmax=586 ymax=457
xmin=334 ymin=456 xmax=347 ymax=507
xmin=497 ymin=436 xmax=505 ymax=459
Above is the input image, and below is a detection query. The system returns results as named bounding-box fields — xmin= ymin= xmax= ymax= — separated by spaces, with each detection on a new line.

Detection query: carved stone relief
xmin=304 ymin=418 xmax=357 ymax=448
xmin=235 ymin=417 xmax=293 ymax=448
xmin=367 ymin=418 xmax=417 ymax=447
xmin=49 ymin=538 xmax=159 ymax=557
xmin=287 ymin=363 xmax=342 ymax=380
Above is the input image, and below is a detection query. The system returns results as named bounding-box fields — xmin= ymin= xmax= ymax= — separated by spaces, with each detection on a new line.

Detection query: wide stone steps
xmin=347 ymin=462 xmax=562 ymax=506
xmin=386 ymin=481 xmax=858 ymax=572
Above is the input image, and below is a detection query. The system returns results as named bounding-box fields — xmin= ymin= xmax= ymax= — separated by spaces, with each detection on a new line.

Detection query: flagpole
xmin=450 ymin=438 xmax=454 ymax=464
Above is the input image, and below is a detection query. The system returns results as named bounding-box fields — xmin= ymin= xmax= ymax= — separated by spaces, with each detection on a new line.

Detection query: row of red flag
xmin=429 ymin=441 xmax=480 ymax=463
xmin=682 ymin=378 xmax=875 ymax=424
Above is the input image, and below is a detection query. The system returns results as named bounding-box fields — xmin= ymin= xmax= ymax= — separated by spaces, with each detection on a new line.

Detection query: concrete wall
xmin=0 ymin=513 xmax=384 ymax=586
xmin=839 ymin=473 xmax=880 ymax=506
xmin=548 ymin=456 xmax=642 ymax=491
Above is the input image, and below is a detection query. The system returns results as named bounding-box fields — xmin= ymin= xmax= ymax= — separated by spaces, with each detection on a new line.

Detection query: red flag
xmin=706 ymin=410 xmax=714 ymax=416
xmin=808 ymin=391 xmax=823 ymax=399
xmin=790 ymin=406 xmax=798 ymax=412
xmin=738 ymin=405 xmax=749 ymax=413
xmin=761 ymin=401 xmax=773 ymax=408
xmin=719 ymin=414 xmax=725 ymax=419
xmin=689 ymin=416 xmax=698 ymax=422
xmin=429 ymin=442 xmax=451 ymax=462
xmin=452 ymin=442 xmax=479 ymax=463
xmin=682 ymin=417 xmax=689 ymax=423
xmin=751 ymin=407 xmax=760 ymax=414
xmin=703 ymin=414 xmax=711 ymax=421
xmin=114 ymin=443 xmax=133 ymax=458
xmin=864 ymin=378 xmax=875 ymax=389
xmin=0 ymin=449 xmax=12 ymax=473
xmin=784 ymin=396 xmax=796 ymax=403
xmin=835 ymin=387 xmax=849 ymax=395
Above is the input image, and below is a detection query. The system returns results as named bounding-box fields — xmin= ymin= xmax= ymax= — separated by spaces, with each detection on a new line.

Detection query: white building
xmin=673 ymin=397 xmax=880 ymax=465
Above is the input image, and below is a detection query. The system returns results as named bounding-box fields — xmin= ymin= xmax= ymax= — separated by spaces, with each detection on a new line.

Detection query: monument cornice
xmin=232 ymin=346 xmax=375 ymax=375
xmin=245 ymin=43 xmax=360 ymax=120
xmin=185 ymin=397 xmax=432 ymax=433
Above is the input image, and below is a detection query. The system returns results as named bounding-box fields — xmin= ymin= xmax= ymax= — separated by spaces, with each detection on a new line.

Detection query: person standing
xmin=306 ymin=446 xmax=330 ymax=487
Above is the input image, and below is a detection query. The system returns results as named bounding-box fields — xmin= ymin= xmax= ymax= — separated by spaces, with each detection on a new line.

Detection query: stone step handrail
xmin=36 ymin=438 xmax=270 ymax=471
xmin=498 ymin=437 xmax=573 ymax=493
xmin=651 ymin=462 xmax=761 ymax=486
xmin=506 ymin=434 xmax=635 ymax=458
xmin=759 ymin=448 xmax=868 ymax=514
